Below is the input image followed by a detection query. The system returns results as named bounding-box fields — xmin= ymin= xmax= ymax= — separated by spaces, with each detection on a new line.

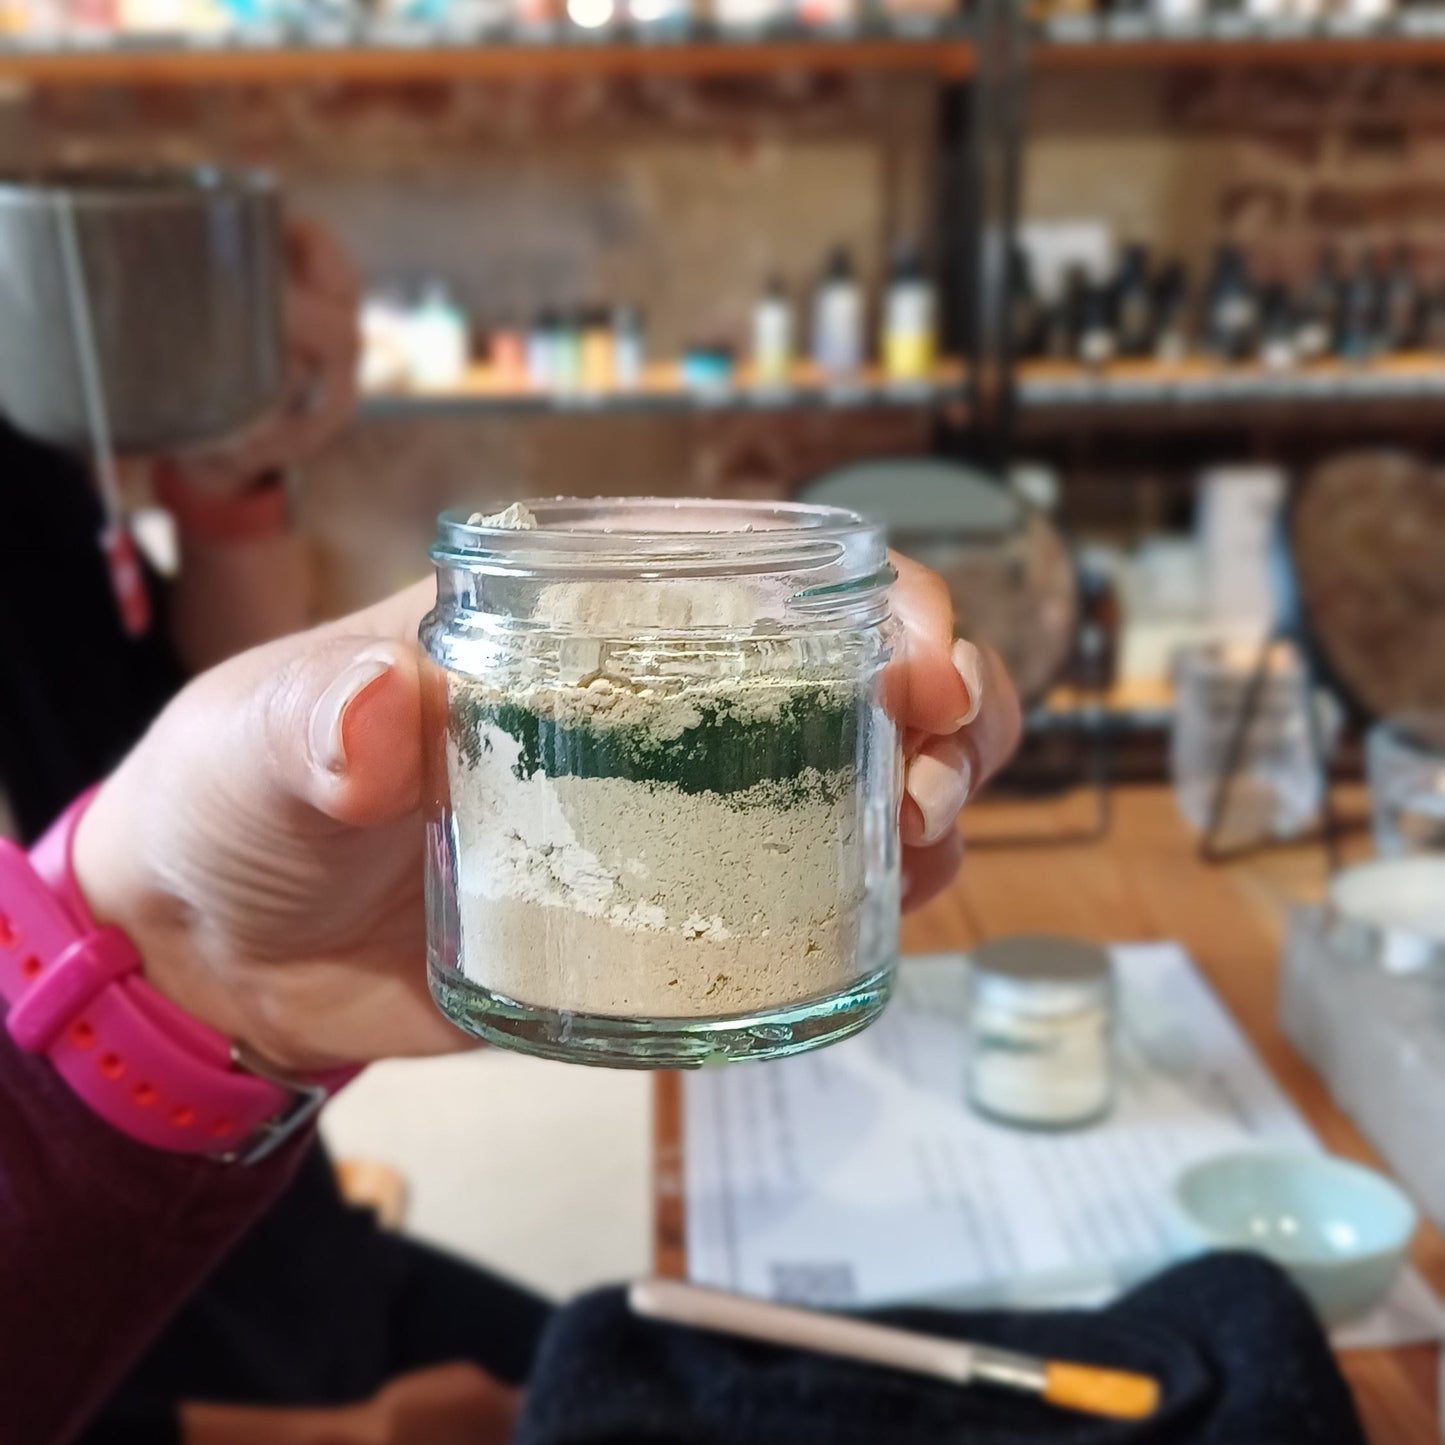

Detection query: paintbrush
xmin=628 ymin=1278 xmax=1161 ymax=1423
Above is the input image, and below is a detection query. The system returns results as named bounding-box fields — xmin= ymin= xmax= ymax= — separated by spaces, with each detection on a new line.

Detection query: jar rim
xmin=431 ymin=497 xmax=890 ymax=584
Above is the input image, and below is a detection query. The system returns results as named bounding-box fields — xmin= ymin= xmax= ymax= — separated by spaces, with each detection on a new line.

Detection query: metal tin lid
xmin=968 ymin=935 xmax=1114 ymax=1017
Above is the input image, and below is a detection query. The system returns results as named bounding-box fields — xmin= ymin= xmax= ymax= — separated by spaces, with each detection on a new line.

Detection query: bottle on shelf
xmin=527 ymin=308 xmax=560 ymax=390
xmin=881 ymin=0 xmax=957 ymax=31
xmin=1203 ymin=244 xmax=1259 ymax=364
xmin=489 ymin=317 xmax=527 ymax=384
xmin=1292 ymin=246 xmax=1343 ymax=365
xmin=1257 ymin=281 xmax=1298 ymax=372
xmin=752 ymin=276 xmax=795 ymax=387
xmin=713 ymin=0 xmax=786 ymax=29
xmin=1111 ymin=243 xmax=1155 ymax=360
xmin=681 ymin=342 xmax=735 ymax=391
xmin=1007 ymin=244 xmax=1045 ymax=362
xmin=553 ymin=309 xmax=585 ymax=391
xmin=1337 ymin=0 xmax=1394 ymax=25
xmin=1076 ymin=281 xmax=1118 ymax=369
xmin=407 ymin=282 xmax=471 ymax=390
xmin=1045 ymin=263 xmax=1090 ymax=362
xmin=359 ymin=288 xmax=412 ymax=393
xmin=626 ymin=0 xmax=692 ymax=30
xmin=580 ymin=307 xmax=615 ymax=389
xmin=1382 ymin=244 xmax=1421 ymax=355
xmin=1421 ymin=273 xmax=1445 ymax=354
xmin=1243 ymin=0 xmax=1288 ymax=25
xmin=1106 ymin=0 xmax=1150 ymax=24
xmin=881 ymin=244 xmax=937 ymax=384
xmin=812 ymin=246 xmax=865 ymax=380
xmin=512 ymin=0 xmax=559 ymax=29
xmin=794 ymin=0 xmax=861 ymax=29
xmin=1151 ymin=260 xmax=1191 ymax=364
xmin=1071 ymin=557 xmax=1122 ymax=694
xmin=1339 ymin=251 xmax=1386 ymax=364
xmin=612 ymin=305 xmax=645 ymax=388
xmin=566 ymin=0 xmax=618 ymax=27
xmin=1152 ymin=0 xmax=1206 ymax=25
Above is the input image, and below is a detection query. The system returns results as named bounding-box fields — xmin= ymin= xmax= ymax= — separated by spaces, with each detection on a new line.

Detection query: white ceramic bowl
xmin=1168 ymin=1151 xmax=1417 ymax=1325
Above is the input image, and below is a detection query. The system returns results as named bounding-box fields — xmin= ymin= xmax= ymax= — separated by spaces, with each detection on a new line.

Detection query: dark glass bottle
xmin=1046 ymin=264 xmax=1091 ymax=361
xmin=1339 ymin=252 xmax=1386 ymax=364
xmin=1077 ymin=281 xmax=1118 ymax=369
xmin=1151 ymin=260 xmax=1191 ymax=363
xmin=1204 ymin=245 xmax=1258 ymax=363
xmin=1382 ymin=244 xmax=1420 ymax=355
xmin=1258 ymin=282 xmax=1297 ymax=371
xmin=1007 ymin=245 xmax=1044 ymax=362
xmin=1293 ymin=247 xmax=1344 ymax=364
xmin=1422 ymin=280 xmax=1445 ymax=354
xmin=1071 ymin=563 xmax=1121 ymax=693
xmin=1112 ymin=243 xmax=1155 ymax=359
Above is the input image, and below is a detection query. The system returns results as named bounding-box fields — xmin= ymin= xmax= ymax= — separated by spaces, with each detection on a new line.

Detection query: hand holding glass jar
xmin=71 ymin=510 xmax=1021 ymax=1074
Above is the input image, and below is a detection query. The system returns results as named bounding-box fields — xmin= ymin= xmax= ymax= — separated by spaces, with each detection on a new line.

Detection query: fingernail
xmin=309 ymin=656 xmax=393 ymax=775
xmin=905 ymin=745 xmax=972 ymax=846
xmin=950 ymin=639 xmax=984 ymax=729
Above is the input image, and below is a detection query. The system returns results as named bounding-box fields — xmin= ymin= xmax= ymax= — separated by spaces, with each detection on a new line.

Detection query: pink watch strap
xmin=1 ymin=792 xmax=354 ymax=1164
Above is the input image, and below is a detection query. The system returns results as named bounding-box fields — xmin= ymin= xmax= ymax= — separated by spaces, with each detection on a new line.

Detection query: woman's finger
xmin=899 ymin=644 xmax=1022 ymax=848
xmin=962 ymin=642 xmax=1023 ymax=787
xmin=900 ymin=729 xmax=975 ymax=848
xmin=887 ymin=550 xmax=982 ymax=737
xmin=901 ymin=830 xmax=965 ymax=913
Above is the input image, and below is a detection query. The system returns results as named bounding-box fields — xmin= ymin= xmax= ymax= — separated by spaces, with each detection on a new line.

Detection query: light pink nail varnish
xmin=950 ymin=639 xmax=984 ymax=729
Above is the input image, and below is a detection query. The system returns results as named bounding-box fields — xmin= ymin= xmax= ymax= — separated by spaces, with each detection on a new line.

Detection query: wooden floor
xmin=653 ymin=783 xmax=1444 ymax=1443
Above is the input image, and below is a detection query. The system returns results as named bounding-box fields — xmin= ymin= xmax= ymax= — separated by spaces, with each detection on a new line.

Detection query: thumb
xmin=240 ymin=631 xmax=425 ymax=829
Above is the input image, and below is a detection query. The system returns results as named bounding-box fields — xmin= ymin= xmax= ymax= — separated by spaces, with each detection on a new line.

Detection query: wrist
xmin=3 ymin=788 xmax=354 ymax=1162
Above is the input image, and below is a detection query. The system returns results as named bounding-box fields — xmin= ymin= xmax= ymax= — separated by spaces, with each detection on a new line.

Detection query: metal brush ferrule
xmin=969 ymin=1346 xmax=1049 ymax=1394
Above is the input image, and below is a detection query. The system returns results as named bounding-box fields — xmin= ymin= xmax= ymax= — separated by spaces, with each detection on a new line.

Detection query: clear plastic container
xmin=1169 ymin=640 xmax=1335 ymax=846
xmin=1366 ymin=712 xmax=1445 ymax=858
xmin=421 ymin=497 xmax=902 ymax=1068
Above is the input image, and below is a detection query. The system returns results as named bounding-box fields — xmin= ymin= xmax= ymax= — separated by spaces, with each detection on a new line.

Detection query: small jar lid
xmin=968 ymin=935 xmax=1114 ymax=1018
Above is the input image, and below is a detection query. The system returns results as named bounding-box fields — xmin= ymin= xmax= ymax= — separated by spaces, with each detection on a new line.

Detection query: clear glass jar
xmin=421 ymin=497 xmax=902 ymax=1069
xmin=966 ymin=936 xmax=1115 ymax=1129
xmin=1170 ymin=641 xmax=1337 ymax=847
xmin=1366 ymin=713 xmax=1445 ymax=859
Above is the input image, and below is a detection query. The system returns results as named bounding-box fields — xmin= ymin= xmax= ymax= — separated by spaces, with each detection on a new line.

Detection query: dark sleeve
xmin=0 ymin=1025 xmax=307 ymax=1445
xmin=0 ymin=422 xmax=186 ymax=844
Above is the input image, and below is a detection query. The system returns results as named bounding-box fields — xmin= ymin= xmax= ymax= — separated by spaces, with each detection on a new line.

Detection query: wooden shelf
xmin=9 ymin=16 xmax=1445 ymax=87
xmin=1018 ymin=354 xmax=1445 ymax=410
xmin=362 ymin=356 xmax=968 ymax=416
xmin=1033 ymin=25 xmax=1445 ymax=70
xmin=0 ymin=27 xmax=973 ymax=86
xmin=362 ymin=354 xmax=1445 ymax=422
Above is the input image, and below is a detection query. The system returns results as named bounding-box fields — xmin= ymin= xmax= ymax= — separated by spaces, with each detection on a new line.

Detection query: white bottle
xmin=612 ymin=305 xmax=645 ymax=388
xmin=812 ymin=247 xmax=864 ymax=379
xmin=751 ymin=277 xmax=794 ymax=386
xmin=408 ymin=282 xmax=471 ymax=389
xmin=882 ymin=245 xmax=936 ymax=383
xmin=359 ymin=288 xmax=411 ymax=391
xmin=1153 ymin=0 xmax=1205 ymax=26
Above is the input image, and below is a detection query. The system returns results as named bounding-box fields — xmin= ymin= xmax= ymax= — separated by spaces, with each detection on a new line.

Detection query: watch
xmin=0 ymin=792 xmax=355 ymax=1164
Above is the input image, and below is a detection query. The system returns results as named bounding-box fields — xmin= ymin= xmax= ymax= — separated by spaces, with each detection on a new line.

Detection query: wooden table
xmin=653 ymin=784 xmax=1445 ymax=1443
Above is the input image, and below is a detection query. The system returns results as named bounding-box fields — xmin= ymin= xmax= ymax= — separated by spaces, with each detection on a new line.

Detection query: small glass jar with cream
xmin=966 ymin=936 xmax=1116 ymax=1129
